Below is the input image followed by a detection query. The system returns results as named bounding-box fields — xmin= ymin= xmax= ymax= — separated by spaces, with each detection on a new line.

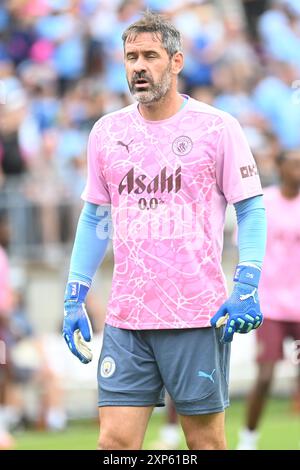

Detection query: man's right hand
xmin=63 ymin=282 xmax=93 ymax=364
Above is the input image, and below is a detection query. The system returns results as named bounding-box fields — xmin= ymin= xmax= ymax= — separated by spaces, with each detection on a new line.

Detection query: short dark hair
xmin=122 ymin=10 xmax=183 ymax=57
xmin=276 ymin=148 xmax=300 ymax=164
xmin=276 ymin=152 xmax=286 ymax=164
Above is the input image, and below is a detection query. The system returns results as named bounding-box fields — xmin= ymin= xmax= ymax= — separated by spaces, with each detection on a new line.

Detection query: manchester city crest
xmin=172 ymin=136 xmax=193 ymax=156
xmin=100 ymin=356 xmax=116 ymax=378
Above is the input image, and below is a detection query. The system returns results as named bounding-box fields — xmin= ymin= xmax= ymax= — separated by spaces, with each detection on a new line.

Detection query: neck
xmin=138 ymin=92 xmax=184 ymax=121
xmin=280 ymin=182 xmax=300 ymax=199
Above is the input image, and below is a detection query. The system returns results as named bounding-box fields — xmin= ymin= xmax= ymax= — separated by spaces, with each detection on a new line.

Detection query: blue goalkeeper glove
xmin=63 ymin=281 xmax=93 ymax=364
xmin=210 ymin=263 xmax=263 ymax=343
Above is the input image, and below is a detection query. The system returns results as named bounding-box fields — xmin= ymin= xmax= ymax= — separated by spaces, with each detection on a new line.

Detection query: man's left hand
xmin=210 ymin=264 xmax=263 ymax=343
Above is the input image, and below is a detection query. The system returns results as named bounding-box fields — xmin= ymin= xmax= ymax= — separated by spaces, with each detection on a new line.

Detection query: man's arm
xmin=234 ymin=195 xmax=266 ymax=269
xmin=63 ymin=201 xmax=111 ymax=363
xmin=211 ymin=195 xmax=267 ymax=342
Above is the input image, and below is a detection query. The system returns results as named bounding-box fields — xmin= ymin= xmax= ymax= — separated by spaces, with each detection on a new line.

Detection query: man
xmin=237 ymin=149 xmax=300 ymax=450
xmin=63 ymin=12 xmax=266 ymax=450
xmin=0 ymin=212 xmax=15 ymax=449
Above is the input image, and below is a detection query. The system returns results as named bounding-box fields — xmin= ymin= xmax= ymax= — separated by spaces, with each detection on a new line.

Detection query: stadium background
xmin=0 ymin=0 xmax=299 ymax=449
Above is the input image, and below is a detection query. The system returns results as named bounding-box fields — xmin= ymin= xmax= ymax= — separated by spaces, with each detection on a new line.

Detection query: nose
xmin=132 ymin=56 xmax=147 ymax=75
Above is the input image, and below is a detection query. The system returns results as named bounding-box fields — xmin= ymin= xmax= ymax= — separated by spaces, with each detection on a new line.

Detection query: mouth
xmin=133 ymin=79 xmax=149 ymax=88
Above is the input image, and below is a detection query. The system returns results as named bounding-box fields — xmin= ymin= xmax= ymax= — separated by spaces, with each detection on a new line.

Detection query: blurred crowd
xmin=1 ymin=0 xmax=300 ymax=449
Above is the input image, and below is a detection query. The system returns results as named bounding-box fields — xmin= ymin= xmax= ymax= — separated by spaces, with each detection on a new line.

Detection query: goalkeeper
xmin=63 ymin=11 xmax=266 ymax=450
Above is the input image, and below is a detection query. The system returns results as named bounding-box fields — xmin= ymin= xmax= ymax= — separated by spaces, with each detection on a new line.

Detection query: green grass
xmin=14 ymin=398 xmax=300 ymax=450
xmin=225 ymin=398 xmax=300 ymax=450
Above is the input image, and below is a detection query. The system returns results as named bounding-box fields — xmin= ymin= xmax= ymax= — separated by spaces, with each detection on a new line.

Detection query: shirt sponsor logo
xmin=118 ymin=166 xmax=181 ymax=195
xmin=240 ymin=164 xmax=258 ymax=178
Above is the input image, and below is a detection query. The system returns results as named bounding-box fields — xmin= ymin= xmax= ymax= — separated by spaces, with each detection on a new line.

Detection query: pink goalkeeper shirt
xmin=259 ymin=186 xmax=300 ymax=322
xmin=82 ymin=96 xmax=262 ymax=329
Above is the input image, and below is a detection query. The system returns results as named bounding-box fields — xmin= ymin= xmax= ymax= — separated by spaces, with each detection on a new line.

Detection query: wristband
xmin=64 ymin=281 xmax=90 ymax=303
xmin=233 ymin=263 xmax=261 ymax=288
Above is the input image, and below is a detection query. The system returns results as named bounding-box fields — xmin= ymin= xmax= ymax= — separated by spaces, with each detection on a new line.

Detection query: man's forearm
xmin=68 ymin=202 xmax=111 ymax=286
xmin=234 ymin=195 xmax=267 ymax=268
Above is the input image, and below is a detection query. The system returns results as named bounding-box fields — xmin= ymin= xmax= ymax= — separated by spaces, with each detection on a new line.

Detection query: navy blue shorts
xmin=98 ymin=324 xmax=230 ymax=415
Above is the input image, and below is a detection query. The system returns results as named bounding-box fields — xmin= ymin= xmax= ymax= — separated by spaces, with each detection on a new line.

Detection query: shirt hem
xmin=227 ymin=190 xmax=263 ymax=205
xmin=81 ymin=194 xmax=111 ymax=205
xmin=105 ymin=318 xmax=213 ymax=330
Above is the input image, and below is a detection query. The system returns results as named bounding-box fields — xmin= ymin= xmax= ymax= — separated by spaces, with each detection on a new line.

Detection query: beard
xmin=127 ymin=63 xmax=172 ymax=105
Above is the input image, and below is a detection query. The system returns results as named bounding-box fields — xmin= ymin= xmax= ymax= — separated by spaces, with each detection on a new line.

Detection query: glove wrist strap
xmin=233 ymin=263 xmax=261 ymax=288
xmin=64 ymin=281 xmax=89 ymax=303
